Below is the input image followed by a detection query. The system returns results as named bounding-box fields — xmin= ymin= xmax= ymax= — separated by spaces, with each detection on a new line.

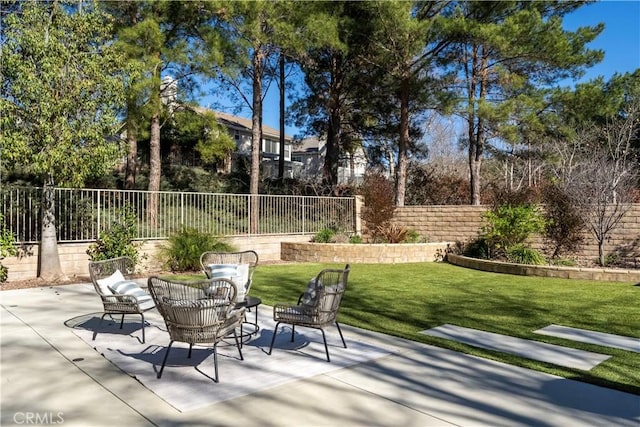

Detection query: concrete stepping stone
xmin=419 ymin=324 xmax=611 ymax=370
xmin=534 ymin=324 xmax=640 ymax=353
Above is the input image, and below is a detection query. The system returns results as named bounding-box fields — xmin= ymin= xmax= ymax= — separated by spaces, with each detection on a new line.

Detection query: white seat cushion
xmin=96 ymin=270 xmax=126 ymax=295
xmin=207 ymin=264 xmax=249 ymax=303
xmin=235 ymin=263 xmax=250 ymax=300
xmin=207 ymin=264 xmax=237 ymax=280
xmin=109 ymin=280 xmax=155 ymax=311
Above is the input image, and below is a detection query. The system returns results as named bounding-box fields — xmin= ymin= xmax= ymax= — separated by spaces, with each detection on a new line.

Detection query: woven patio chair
xmin=147 ymin=277 xmax=245 ymax=382
xmin=88 ymin=256 xmax=155 ymax=343
xmin=200 ymin=250 xmax=259 ymax=301
xmin=268 ymin=264 xmax=350 ymax=362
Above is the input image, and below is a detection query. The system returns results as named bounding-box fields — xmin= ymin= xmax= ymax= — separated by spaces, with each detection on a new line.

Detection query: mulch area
xmin=1 ymin=276 xmax=92 ymax=291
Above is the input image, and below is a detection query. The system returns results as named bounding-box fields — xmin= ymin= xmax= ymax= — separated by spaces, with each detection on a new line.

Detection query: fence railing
xmin=0 ymin=187 xmax=356 ymax=244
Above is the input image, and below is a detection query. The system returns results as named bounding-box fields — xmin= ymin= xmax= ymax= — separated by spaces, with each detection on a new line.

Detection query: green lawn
xmin=247 ymin=262 xmax=640 ymax=394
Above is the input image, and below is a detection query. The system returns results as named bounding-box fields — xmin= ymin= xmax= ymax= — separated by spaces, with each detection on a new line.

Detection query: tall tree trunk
xmin=468 ymin=45 xmax=486 ymax=206
xmin=124 ymin=5 xmax=138 ymax=190
xmin=148 ymin=110 xmax=161 ymax=229
xmin=124 ymin=104 xmax=137 ymax=190
xmin=278 ymin=53 xmax=285 ymax=180
xmin=598 ymin=239 xmax=605 ymax=267
xmin=147 ymin=57 xmax=162 ymax=229
xmin=325 ymin=107 xmax=341 ymax=187
xmin=396 ymin=75 xmax=410 ymax=207
xmin=250 ymin=46 xmax=264 ymax=234
xmin=469 ymin=145 xmax=482 ymax=205
xmin=38 ymin=175 xmax=64 ymax=280
xmin=324 ymin=55 xmax=342 ymax=187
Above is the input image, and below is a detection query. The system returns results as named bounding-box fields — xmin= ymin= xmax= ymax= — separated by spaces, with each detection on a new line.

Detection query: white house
xmin=291 ymin=137 xmax=367 ymax=184
xmin=162 ymin=76 xmax=295 ymax=178
xmin=184 ymin=106 xmax=295 ymax=178
xmin=211 ymin=110 xmax=294 ymax=178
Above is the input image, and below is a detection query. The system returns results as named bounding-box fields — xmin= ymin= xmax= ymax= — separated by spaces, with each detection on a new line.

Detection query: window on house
xmin=264 ymin=139 xmax=278 ymax=154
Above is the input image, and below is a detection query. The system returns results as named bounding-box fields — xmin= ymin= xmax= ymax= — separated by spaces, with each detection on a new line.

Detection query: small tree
xmin=541 ymin=182 xmax=585 ymax=259
xmin=550 ymin=99 xmax=640 ymax=266
xmin=1 ymin=2 xmax=125 ymax=279
xmin=359 ymin=171 xmax=396 ymax=242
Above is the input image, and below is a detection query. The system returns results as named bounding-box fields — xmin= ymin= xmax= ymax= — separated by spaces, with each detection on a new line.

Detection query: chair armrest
xmin=228 ymin=306 xmax=246 ymax=321
xmin=105 ymin=292 xmax=139 ymax=305
xmin=273 ymin=303 xmax=313 ymax=323
xmin=101 ymin=294 xmax=122 ymax=304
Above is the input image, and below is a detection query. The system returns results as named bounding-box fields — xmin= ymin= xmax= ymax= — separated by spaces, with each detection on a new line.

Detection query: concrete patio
xmin=1 ymin=283 xmax=638 ymax=427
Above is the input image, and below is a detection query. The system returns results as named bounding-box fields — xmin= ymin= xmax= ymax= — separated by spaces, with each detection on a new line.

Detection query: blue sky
xmin=200 ymin=1 xmax=640 ymax=137
xmin=561 ymin=0 xmax=640 ymax=84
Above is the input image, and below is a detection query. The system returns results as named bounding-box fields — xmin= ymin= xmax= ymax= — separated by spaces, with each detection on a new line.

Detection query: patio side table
xmin=235 ymin=296 xmax=261 ymax=343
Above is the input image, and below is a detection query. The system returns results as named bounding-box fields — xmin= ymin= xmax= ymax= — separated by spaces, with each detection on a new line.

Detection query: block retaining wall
xmin=392 ymin=204 xmax=640 ymax=263
xmin=281 ymin=242 xmax=454 ymax=264
xmin=447 ymin=254 xmax=640 ymax=283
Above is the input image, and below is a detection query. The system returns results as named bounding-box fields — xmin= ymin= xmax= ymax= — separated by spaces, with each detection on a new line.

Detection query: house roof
xmin=194 ymin=107 xmax=291 ymax=141
xmin=294 ymin=136 xmax=324 ymax=153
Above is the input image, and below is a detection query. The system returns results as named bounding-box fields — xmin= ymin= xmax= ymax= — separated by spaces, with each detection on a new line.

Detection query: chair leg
xmin=268 ymin=322 xmax=282 ymax=355
xmin=320 ymin=328 xmax=330 ymax=362
xmin=94 ymin=313 xmax=108 ymax=341
xmin=213 ymin=342 xmax=219 ymax=383
xmin=188 ymin=343 xmax=193 ymax=359
xmin=336 ymin=321 xmax=347 ymax=348
xmin=291 ymin=325 xmax=295 ymax=342
xmin=158 ymin=341 xmax=174 ymax=379
xmin=120 ymin=314 xmax=125 ymax=329
xmin=140 ymin=313 xmax=146 ymax=344
xmin=233 ymin=330 xmax=244 ymax=360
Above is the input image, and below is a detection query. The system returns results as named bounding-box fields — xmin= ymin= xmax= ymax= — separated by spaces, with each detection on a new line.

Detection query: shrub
xmin=0 ymin=213 xmax=17 ymax=283
xmin=541 ymin=183 xmax=585 ymax=259
xmin=377 ymin=224 xmax=408 ymax=243
xmin=376 ymin=225 xmax=423 ymax=244
xmin=487 ymin=186 xmax=540 ymax=208
xmin=349 ymin=234 xmax=363 ymax=244
xmin=331 ymin=233 xmax=350 ymax=243
xmin=550 ymin=258 xmax=577 ymax=267
xmin=481 ymin=204 xmax=546 ymax=258
xmin=506 ymin=244 xmax=546 ymax=265
xmin=162 ymin=228 xmax=234 ymax=272
xmin=604 ymin=252 xmax=620 ymax=267
xmin=462 ymin=237 xmax=490 ymax=259
xmin=359 ymin=171 xmax=395 ymax=241
xmin=404 ymin=229 xmax=421 ymax=243
xmin=312 ymin=228 xmax=337 ymax=243
xmin=405 ymin=163 xmax=469 ymax=205
xmin=87 ymin=205 xmax=141 ymax=263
